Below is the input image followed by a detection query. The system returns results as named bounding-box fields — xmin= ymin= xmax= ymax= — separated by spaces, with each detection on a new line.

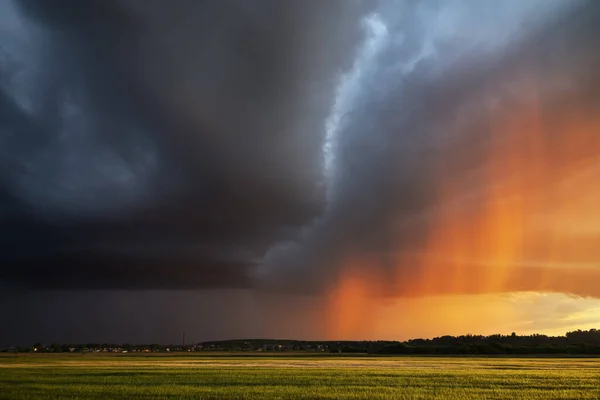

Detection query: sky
xmin=1 ymin=0 xmax=600 ymax=345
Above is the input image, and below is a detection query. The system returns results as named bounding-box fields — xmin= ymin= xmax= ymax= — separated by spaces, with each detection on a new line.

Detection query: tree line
xmin=199 ymin=330 xmax=600 ymax=355
xmin=376 ymin=330 xmax=600 ymax=355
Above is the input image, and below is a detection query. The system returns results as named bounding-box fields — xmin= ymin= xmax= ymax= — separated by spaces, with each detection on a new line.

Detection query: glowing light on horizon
xmin=381 ymin=67 xmax=600 ymax=301
xmin=323 ymin=61 xmax=600 ymax=339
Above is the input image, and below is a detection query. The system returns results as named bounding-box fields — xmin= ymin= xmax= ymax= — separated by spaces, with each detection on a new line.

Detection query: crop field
xmin=1 ymin=354 xmax=599 ymax=399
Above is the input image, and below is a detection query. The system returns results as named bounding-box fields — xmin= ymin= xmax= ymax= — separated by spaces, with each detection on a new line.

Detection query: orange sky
xmin=321 ymin=70 xmax=600 ymax=340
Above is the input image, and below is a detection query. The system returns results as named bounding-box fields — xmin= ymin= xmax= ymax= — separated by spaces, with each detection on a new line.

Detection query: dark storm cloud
xmin=0 ymin=0 xmax=374 ymax=288
xmin=2 ymin=0 xmax=600 ymax=295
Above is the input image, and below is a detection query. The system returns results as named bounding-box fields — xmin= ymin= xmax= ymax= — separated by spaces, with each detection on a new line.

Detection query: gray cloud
xmin=261 ymin=0 xmax=600 ymax=295
xmin=0 ymin=0 xmax=375 ymax=288
xmin=2 ymin=0 xmax=600 ymax=300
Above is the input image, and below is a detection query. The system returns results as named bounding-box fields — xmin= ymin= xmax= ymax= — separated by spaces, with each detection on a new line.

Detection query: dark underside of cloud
xmin=1 ymin=0 xmax=371 ymax=288
xmin=2 ymin=0 xmax=600 ymax=294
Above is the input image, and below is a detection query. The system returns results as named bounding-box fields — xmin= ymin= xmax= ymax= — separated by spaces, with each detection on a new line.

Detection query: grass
xmin=1 ymin=354 xmax=599 ymax=399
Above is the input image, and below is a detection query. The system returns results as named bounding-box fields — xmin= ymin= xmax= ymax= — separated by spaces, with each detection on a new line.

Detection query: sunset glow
xmin=322 ymin=66 xmax=600 ymax=339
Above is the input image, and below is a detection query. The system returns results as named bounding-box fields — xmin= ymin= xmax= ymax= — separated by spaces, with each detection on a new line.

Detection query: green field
xmin=1 ymin=354 xmax=599 ymax=399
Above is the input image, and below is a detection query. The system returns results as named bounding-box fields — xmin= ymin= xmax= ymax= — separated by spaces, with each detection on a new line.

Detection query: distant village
xmin=0 ymin=341 xmax=339 ymax=354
